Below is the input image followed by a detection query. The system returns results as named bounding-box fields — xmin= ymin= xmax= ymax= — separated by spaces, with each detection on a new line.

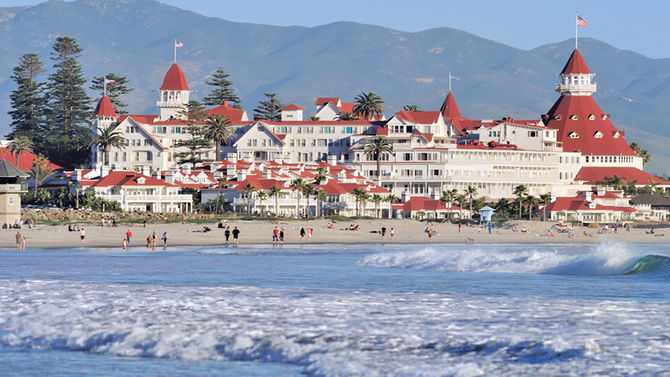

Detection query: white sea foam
xmin=358 ymin=241 xmax=650 ymax=276
xmin=1 ymin=278 xmax=669 ymax=376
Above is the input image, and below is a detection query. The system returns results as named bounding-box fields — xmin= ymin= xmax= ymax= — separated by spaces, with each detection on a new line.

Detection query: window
xmin=588 ymin=114 xmax=595 ymax=120
xmin=528 ymin=130 xmax=538 ymax=137
xmin=568 ymin=132 xmax=579 ymax=138
xmin=594 ymin=131 xmax=603 ymax=138
xmin=403 ymin=153 xmax=412 ymax=161
xmin=571 ymin=115 xmax=579 ymax=120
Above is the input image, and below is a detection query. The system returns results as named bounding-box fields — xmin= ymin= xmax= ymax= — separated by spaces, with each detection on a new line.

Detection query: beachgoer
xmin=152 ymin=231 xmax=158 ymax=247
xmin=232 ymin=227 xmax=240 ymax=246
xmin=280 ymin=228 xmax=285 ymax=244
xmin=146 ymin=235 xmax=153 ymax=251
xmin=273 ymin=226 xmax=279 ymax=244
xmin=122 ymin=237 xmax=128 ymax=250
xmin=488 ymin=223 xmax=492 ymax=234
xmin=390 ymin=227 xmax=395 ymax=240
xmin=126 ymin=230 xmax=132 ymax=245
xmin=459 ymin=223 xmax=462 ymax=233
xmin=143 ymin=219 xmax=147 ymax=228
xmin=162 ymin=231 xmax=168 ymax=247
xmin=300 ymin=227 xmax=306 ymax=238
xmin=80 ymin=228 xmax=86 ymax=244
xmin=218 ymin=221 xmax=224 ymax=229
xmin=101 ymin=218 xmax=105 ymax=227
xmin=381 ymin=226 xmax=387 ymax=239
xmin=308 ymin=228 xmax=313 ymax=240
xmin=15 ymin=232 xmax=22 ymax=250
xmin=224 ymin=228 xmax=231 ymax=244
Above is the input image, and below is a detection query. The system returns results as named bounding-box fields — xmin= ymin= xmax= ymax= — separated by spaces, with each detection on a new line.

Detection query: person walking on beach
xmin=307 ymin=227 xmax=313 ymax=240
xmin=300 ymin=227 xmax=306 ymax=239
xmin=15 ymin=232 xmax=23 ymax=250
xmin=390 ymin=227 xmax=395 ymax=240
xmin=232 ymin=226 xmax=240 ymax=247
xmin=122 ymin=237 xmax=127 ymax=251
xmin=146 ymin=235 xmax=153 ymax=252
xmin=224 ymin=227 xmax=231 ymax=244
xmin=80 ymin=228 xmax=86 ymax=244
xmin=381 ymin=226 xmax=387 ymax=239
xmin=162 ymin=231 xmax=168 ymax=247
xmin=152 ymin=231 xmax=158 ymax=248
xmin=488 ymin=223 xmax=492 ymax=234
xmin=125 ymin=230 xmax=132 ymax=245
xmin=280 ymin=228 xmax=285 ymax=244
xmin=272 ymin=226 xmax=279 ymax=245
xmin=458 ymin=223 xmax=462 ymax=233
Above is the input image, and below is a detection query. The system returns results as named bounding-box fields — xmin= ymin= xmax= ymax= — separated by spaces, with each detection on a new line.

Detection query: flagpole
xmin=575 ymin=12 xmax=578 ymax=50
xmin=174 ymin=39 xmax=177 ymax=63
xmin=103 ymin=75 xmax=107 ymax=97
xmin=449 ymin=72 xmax=452 ymax=92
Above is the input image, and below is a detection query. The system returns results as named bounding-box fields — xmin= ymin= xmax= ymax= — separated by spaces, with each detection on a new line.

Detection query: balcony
xmin=98 ymin=194 xmax=193 ymax=203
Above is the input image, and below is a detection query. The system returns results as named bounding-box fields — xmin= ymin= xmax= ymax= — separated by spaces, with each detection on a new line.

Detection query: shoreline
xmin=2 ymin=219 xmax=668 ymax=250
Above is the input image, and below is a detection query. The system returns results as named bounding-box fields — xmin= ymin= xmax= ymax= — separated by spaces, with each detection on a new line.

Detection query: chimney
xmin=100 ymin=165 xmax=110 ymax=178
xmin=141 ymin=165 xmax=150 ymax=177
xmin=165 ymin=170 xmax=176 ymax=185
xmin=583 ymin=191 xmax=592 ymax=201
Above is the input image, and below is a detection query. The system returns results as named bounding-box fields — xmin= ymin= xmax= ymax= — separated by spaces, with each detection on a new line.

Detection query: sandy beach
xmin=2 ymin=218 xmax=668 ymax=249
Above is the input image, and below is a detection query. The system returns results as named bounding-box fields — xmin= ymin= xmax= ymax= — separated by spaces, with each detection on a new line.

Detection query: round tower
xmin=556 ymin=49 xmax=597 ymax=96
xmin=91 ymin=95 xmax=119 ymax=171
xmin=157 ymin=63 xmax=190 ymax=121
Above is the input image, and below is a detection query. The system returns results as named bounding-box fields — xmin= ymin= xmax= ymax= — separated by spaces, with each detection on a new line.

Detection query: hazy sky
xmin=4 ymin=0 xmax=669 ymax=59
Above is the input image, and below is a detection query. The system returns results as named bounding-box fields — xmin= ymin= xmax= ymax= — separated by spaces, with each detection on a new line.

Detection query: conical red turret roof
xmin=93 ymin=95 xmax=117 ymax=117
xmin=160 ymin=63 xmax=190 ymax=90
xmin=561 ymin=49 xmax=591 ymax=75
xmin=440 ymin=92 xmax=462 ymax=119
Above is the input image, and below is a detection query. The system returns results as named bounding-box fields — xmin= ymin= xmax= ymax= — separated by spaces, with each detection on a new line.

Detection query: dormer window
xmin=613 ymin=131 xmax=620 ymax=139
xmin=569 ymin=131 xmax=579 ymax=138
xmin=594 ymin=131 xmax=603 ymax=138
xmin=602 ymin=114 xmax=608 ymax=120
xmin=136 ymin=177 xmax=146 ymax=184
xmin=570 ymin=115 xmax=579 ymax=120
xmin=553 ymin=115 xmax=562 ymax=120
xmin=588 ymin=114 xmax=595 ymax=120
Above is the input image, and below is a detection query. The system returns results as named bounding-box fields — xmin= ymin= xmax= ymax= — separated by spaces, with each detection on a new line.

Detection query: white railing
xmin=98 ymin=194 xmax=193 ymax=202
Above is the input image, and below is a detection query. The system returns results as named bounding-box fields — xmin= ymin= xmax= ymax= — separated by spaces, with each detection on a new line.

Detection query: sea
xmin=0 ymin=240 xmax=669 ymax=376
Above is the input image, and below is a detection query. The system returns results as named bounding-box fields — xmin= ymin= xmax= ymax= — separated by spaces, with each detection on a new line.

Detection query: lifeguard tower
xmin=0 ymin=159 xmax=28 ymax=227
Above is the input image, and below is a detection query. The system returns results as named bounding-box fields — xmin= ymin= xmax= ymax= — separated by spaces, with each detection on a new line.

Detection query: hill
xmin=1 ymin=0 xmax=669 ymax=173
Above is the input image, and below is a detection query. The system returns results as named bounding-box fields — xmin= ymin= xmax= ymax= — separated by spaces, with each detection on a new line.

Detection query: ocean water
xmin=1 ymin=241 xmax=669 ymax=376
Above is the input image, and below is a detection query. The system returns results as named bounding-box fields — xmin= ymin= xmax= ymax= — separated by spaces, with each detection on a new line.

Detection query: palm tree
xmin=527 ymin=195 xmax=539 ymax=220
xmin=335 ymin=111 xmax=359 ymax=121
xmin=630 ymin=142 xmax=651 ymax=165
xmin=314 ymin=166 xmax=329 ymax=185
xmin=28 ymin=156 xmax=53 ymax=198
xmin=257 ymin=190 xmax=268 ymax=217
xmin=402 ymin=104 xmax=423 ymax=112
xmin=89 ymin=125 xmax=125 ymax=168
xmin=241 ymin=183 xmax=256 ymax=215
xmin=372 ymin=194 xmax=384 ymax=218
xmin=385 ymin=194 xmax=399 ymax=203
xmin=465 ymin=185 xmax=478 ymax=216
xmin=513 ymin=184 xmax=529 ymax=220
xmin=291 ymin=178 xmax=305 ymax=218
xmin=302 ymin=183 xmax=314 ymax=218
xmin=352 ymin=187 xmax=367 ymax=216
xmin=316 ymin=188 xmax=326 ymax=217
xmin=353 ymin=92 xmax=385 ymax=120
xmin=204 ymin=115 xmax=235 ymax=161
xmin=7 ymin=136 xmax=33 ymax=169
xmin=217 ymin=177 xmax=228 ymax=188
xmin=364 ymin=137 xmax=394 ymax=181
xmin=539 ymin=193 xmax=552 ymax=221
xmin=269 ymin=184 xmax=281 ymax=216
xmin=456 ymin=194 xmax=468 ymax=219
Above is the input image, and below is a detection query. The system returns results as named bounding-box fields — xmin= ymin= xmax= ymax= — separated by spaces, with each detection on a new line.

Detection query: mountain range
xmin=1 ymin=0 xmax=669 ymax=174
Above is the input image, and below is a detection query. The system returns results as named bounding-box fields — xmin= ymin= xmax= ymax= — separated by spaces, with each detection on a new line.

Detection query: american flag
xmin=577 ymin=15 xmax=588 ymax=27
xmin=175 ymin=41 xmax=184 ymax=48
xmin=105 ymin=79 xmax=116 ymax=84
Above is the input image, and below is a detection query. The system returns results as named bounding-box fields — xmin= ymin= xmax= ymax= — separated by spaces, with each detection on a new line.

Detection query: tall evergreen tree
xmin=89 ymin=73 xmax=133 ymax=114
xmin=174 ymin=100 xmax=212 ymax=168
xmin=43 ymin=36 xmax=92 ymax=168
xmin=253 ymin=93 xmax=282 ymax=121
xmin=203 ymin=67 xmax=241 ymax=107
xmin=8 ymin=53 xmax=47 ymax=140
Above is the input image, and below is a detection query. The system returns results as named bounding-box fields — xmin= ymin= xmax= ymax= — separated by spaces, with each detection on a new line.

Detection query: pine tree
xmin=173 ymin=100 xmax=213 ymax=168
xmin=253 ymin=93 xmax=282 ymax=121
xmin=90 ymin=73 xmax=133 ymax=114
xmin=8 ymin=53 xmax=47 ymax=141
xmin=42 ymin=36 xmax=92 ymax=168
xmin=203 ymin=67 xmax=241 ymax=107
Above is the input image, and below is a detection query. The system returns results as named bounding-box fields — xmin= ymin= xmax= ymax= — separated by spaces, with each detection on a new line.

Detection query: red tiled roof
xmin=396 ymin=110 xmax=441 ymax=124
xmin=394 ymin=196 xmax=463 ymax=212
xmin=208 ymin=101 xmax=247 ymax=122
xmin=561 ymin=49 xmax=591 ymax=75
xmin=338 ymin=102 xmax=355 ymax=113
xmin=544 ymin=95 xmax=635 ymax=156
xmin=440 ymin=92 xmax=462 ymax=119
xmin=88 ymin=171 xmax=177 ymax=188
xmin=413 ymin=129 xmax=434 ymax=142
xmin=281 ymin=104 xmax=305 ymax=111
xmin=575 ymin=167 xmax=670 ymax=186
xmin=315 ymin=97 xmax=341 ymax=106
xmin=0 ymin=148 xmax=61 ymax=171
xmin=119 ymin=115 xmax=157 ymax=124
xmin=160 ymin=63 xmax=190 ymax=91
xmin=93 ymin=96 xmax=116 ymax=117
xmin=546 ymin=197 xmax=636 ymax=213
